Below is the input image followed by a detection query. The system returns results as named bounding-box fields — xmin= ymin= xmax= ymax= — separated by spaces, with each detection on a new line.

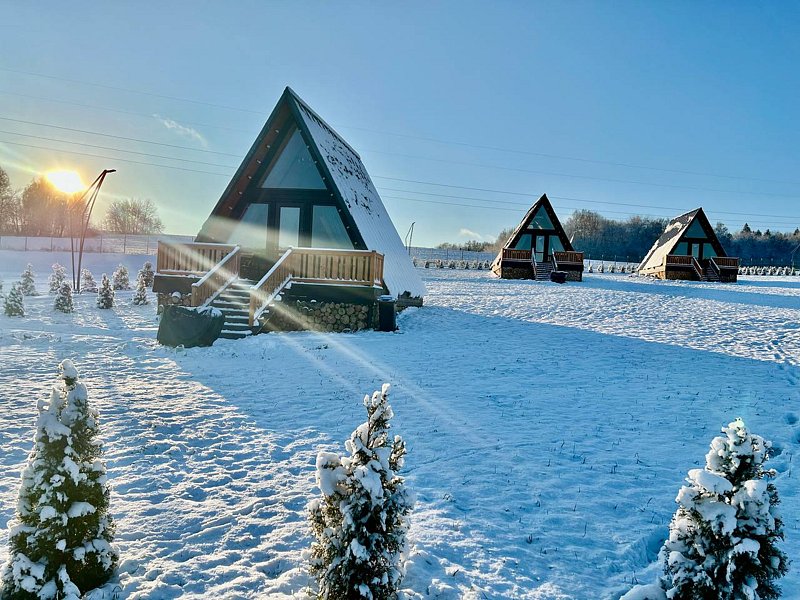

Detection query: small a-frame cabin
xmin=638 ymin=208 xmax=738 ymax=282
xmin=155 ymin=87 xmax=425 ymax=338
xmin=491 ymin=194 xmax=584 ymax=281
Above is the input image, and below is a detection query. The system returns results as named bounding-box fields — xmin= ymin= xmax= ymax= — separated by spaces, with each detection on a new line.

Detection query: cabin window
xmin=685 ymin=220 xmax=707 ymax=238
xmin=278 ymin=206 xmax=301 ymax=248
xmin=549 ymin=236 xmax=565 ymax=253
xmin=675 ymin=241 xmax=689 ymax=255
xmin=529 ymin=208 xmax=554 ymax=230
xmin=230 ymin=203 xmax=270 ymax=250
xmin=515 ymin=233 xmax=532 ymax=250
xmin=261 ymin=129 xmax=327 ymax=190
xmin=703 ymin=243 xmax=717 ymax=258
xmin=312 ymin=205 xmax=353 ymax=249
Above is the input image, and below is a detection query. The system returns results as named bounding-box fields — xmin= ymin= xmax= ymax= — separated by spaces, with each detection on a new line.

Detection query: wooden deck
xmin=156 ymin=242 xmax=385 ymax=325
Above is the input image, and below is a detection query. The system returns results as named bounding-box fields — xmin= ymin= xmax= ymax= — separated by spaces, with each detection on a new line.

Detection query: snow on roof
xmin=293 ymin=94 xmax=426 ymax=300
xmin=638 ymin=208 xmax=701 ymax=272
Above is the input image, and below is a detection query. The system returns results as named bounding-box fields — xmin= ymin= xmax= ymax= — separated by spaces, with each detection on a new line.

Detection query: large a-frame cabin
xmin=491 ymin=194 xmax=584 ymax=281
xmin=155 ymin=87 xmax=425 ymax=339
xmin=638 ymin=208 xmax=738 ymax=282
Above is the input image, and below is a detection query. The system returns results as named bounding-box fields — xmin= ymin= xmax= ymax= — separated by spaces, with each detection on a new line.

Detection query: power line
xmin=0 ymin=66 xmax=263 ymax=115
xmin=0 ymin=139 xmax=231 ymax=176
xmin=0 ymin=90 xmax=255 ymax=134
xmin=6 ymin=112 xmax=799 ymax=202
xmin=0 ymin=117 xmax=242 ymax=157
xmin=3 ymin=66 xmax=797 ymax=188
xmin=1 ymin=135 xmax=797 ymax=228
xmin=376 ymin=185 xmax=800 ymax=223
xmin=0 ymin=129 xmax=238 ymax=169
xmin=360 ymin=147 xmax=800 ymax=200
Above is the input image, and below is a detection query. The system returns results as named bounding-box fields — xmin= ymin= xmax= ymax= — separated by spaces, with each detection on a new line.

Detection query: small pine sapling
xmin=138 ymin=261 xmax=155 ymax=288
xmin=80 ymin=269 xmax=98 ymax=293
xmin=0 ymin=360 xmax=118 ymax=599
xmin=308 ymin=384 xmax=412 ymax=600
xmin=48 ymin=263 xmax=67 ymax=294
xmin=111 ymin=265 xmax=129 ymax=291
xmin=132 ymin=274 xmax=149 ymax=306
xmin=96 ymin=275 xmax=114 ymax=309
xmin=19 ymin=264 xmax=37 ymax=296
xmin=659 ymin=418 xmax=789 ymax=600
xmin=53 ymin=282 xmax=74 ymax=314
xmin=4 ymin=283 xmax=24 ymax=317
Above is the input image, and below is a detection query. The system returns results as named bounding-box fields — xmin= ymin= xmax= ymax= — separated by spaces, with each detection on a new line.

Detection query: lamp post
xmin=51 ymin=169 xmax=116 ymax=292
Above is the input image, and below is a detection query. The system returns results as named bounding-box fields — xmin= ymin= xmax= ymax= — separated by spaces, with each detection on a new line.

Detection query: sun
xmin=46 ymin=170 xmax=85 ymax=194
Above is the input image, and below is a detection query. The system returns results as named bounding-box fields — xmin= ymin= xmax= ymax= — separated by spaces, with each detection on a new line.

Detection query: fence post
xmin=123 ymin=233 xmax=127 ymax=254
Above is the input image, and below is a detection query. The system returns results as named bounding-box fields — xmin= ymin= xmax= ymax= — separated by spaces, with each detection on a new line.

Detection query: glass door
xmin=278 ymin=206 xmax=301 ymax=250
xmin=533 ymin=235 xmax=547 ymax=262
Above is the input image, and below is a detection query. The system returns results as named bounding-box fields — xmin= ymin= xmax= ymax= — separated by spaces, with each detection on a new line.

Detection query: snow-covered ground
xmin=0 ymin=251 xmax=798 ymax=599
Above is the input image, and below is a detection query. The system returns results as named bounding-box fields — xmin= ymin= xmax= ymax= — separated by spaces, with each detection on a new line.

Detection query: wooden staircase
xmin=704 ymin=264 xmax=720 ymax=282
xmin=210 ymin=279 xmax=256 ymax=340
xmin=157 ymin=242 xmax=386 ymax=341
xmin=534 ymin=260 xmax=554 ymax=281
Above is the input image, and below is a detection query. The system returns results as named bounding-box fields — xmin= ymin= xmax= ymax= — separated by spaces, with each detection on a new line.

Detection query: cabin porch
xmin=154 ymin=241 xmax=386 ymax=339
xmin=492 ymin=249 xmax=584 ymax=282
xmin=639 ymin=255 xmax=739 ymax=282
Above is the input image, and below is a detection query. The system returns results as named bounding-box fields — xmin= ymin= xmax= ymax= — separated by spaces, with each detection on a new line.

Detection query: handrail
xmin=249 ymin=247 xmax=385 ymax=326
xmin=712 ymin=256 xmax=739 ymax=269
xmin=553 ymin=250 xmax=584 ymax=267
xmin=157 ymin=241 xmax=238 ymax=275
xmin=691 ymin=257 xmax=703 ymax=279
xmin=191 ymin=245 xmax=241 ymax=307
xmin=502 ymin=248 xmax=532 ymax=261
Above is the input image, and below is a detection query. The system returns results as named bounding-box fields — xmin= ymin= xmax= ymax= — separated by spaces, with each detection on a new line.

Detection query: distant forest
xmin=440 ymin=209 xmax=800 ymax=266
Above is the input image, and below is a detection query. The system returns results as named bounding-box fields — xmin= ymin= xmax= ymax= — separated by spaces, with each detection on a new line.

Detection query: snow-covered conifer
xmin=659 ymin=418 xmax=788 ymax=600
xmin=111 ymin=265 xmax=129 ymax=291
xmin=308 ymin=384 xmax=412 ymax=600
xmin=96 ymin=275 xmax=114 ymax=309
xmin=4 ymin=284 xmax=24 ymax=317
xmin=80 ymin=269 xmax=98 ymax=293
xmin=19 ymin=264 xmax=37 ymax=296
xmin=0 ymin=360 xmax=117 ymax=599
xmin=137 ymin=262 xmax=155 ymax=288
xmin=131 ymin=275 xmax=149 ymax=306
xmin=48 ymin=264 xmax=67 ymax=294
xmin=53 ymin=282 xmax=74 ymax=314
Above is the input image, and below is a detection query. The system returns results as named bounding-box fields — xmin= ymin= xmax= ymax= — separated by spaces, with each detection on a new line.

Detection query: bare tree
xmin=103 ymin=198 xmax=164 ymax=234
xmin=0 ymin=166 xmax=22 ymax=235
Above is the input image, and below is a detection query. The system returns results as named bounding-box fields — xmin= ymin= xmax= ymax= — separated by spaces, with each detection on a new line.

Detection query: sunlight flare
xmin=46 ymin=170 xmax=85 ymax=194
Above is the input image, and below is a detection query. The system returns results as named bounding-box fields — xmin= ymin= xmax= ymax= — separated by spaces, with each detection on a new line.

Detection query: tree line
xmin=0 ymin=166 xmax=163 ymax=237
xmin=442 ymin=209 xmax=800 ymax=265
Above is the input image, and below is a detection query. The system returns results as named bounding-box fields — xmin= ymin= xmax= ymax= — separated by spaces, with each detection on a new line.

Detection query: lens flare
xmin=46 ymin=170 xmax=85 ymax=194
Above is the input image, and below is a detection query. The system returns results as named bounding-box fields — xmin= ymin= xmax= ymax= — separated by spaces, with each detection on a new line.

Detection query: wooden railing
xmin=691 ymin=257 xmax=704 ymax=279
xmin=502 ymin=248 xmax=532 ymax=261
xmin=249 ymin=247 xmax=385 ymax=326
xmin=553 ymin=251 xmax=584 ymax=267
xmin=157 ymin=241 xmax=238 ymax=276
xmin=190 ymin=246 xmax=241 ymax=307
xmin=665 ymin=255 xmax=693 ymax=266
xmin=712 ymin=256 xmax=739 ymax=270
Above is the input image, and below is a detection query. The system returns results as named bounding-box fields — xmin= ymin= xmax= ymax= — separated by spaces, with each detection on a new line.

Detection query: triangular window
xmin=684 ymin=219 xmax=708 ymax=239
xmin=529 ymin=205 xmax=554 ymax=230
xmin=261 ymin=129 xmax=326 ymax=189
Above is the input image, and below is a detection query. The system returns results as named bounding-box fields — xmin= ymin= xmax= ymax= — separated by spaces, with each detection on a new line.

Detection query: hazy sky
xmin=1 ymin=1 xmax=798 ymax=246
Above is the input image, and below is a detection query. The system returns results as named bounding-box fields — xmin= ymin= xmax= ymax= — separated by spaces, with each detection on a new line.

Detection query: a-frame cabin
xmin=637 ymin=208 xmax=738 ymax=282
xmin=491 ymin=194 xmax=584 ymax=281
xmin=155 ymin=87 xmax=425 ymax=339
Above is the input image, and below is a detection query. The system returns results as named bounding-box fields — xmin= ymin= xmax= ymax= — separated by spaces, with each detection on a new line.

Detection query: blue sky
xmin=1 ymin=1 xmax=798 ymax=246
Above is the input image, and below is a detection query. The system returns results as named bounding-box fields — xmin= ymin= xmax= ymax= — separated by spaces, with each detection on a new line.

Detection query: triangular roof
xmin=638 ymin=207 xmax=727 ymax=272
xmin=491 ymin=194 xmax=574 ymax=268
xmin=198 ymin=87 xmax=425 ymax=300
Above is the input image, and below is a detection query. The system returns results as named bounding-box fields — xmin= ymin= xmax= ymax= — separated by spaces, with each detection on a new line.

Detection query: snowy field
xmin=0 ymin=250 xmax=798 ymax=599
